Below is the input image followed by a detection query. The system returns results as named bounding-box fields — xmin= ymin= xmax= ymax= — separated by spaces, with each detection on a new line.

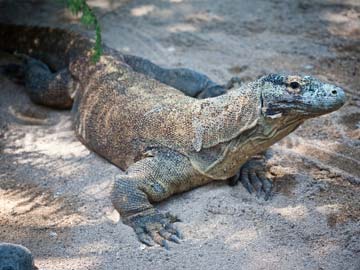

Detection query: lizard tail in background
xmin=123 ymin=54 xmax=227 ymax=98
xmin=0 ymin=23 xmax=96 ymax=109
xmin=0 ymin=23 xmax=93 ymax=71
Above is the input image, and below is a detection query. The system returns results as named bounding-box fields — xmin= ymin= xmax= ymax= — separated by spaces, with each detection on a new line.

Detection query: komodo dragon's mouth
xmin=260 ymin=91 xmax=343 ymax=118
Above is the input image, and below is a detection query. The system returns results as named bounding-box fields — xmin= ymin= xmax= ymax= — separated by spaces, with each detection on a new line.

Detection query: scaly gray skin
xmin=0 ymin=24 xmax=346 ymax=248
xmin=0 ymin=243 xmax=37 ymax=270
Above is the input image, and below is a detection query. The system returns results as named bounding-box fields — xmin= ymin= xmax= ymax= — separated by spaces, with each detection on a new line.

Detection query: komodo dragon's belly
xmin=72 ymin=68 xmax=197 ymax=170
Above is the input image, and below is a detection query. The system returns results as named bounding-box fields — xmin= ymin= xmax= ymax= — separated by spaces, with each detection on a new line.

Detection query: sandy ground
xmin=0 ymin=0 xmax=359 ymax=269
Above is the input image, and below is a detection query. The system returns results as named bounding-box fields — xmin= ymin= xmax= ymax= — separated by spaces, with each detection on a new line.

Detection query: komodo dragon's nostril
xmin=331 ymin=90 xmax=337 ymax=95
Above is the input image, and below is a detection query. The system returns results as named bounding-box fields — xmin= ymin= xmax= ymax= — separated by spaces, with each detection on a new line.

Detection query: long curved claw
xmin=249 ymin=171 xmax=263 ymax=197
xmin=229 ymin=171 xmax=240 ymax=187
xmin=257 ymin=172 xmax=273 ymax=201
xmin=149 ymin=231 xmax=169 ymax=249
xmin=125 ymin=211 xmax=182 ymax=249
xmin=137 ymin=230 xmax=155 ymax=246
xmin=159 ymin=228 xmax=181 ymax=244
xmin=165 ymin=223 xmax=183 ymax=239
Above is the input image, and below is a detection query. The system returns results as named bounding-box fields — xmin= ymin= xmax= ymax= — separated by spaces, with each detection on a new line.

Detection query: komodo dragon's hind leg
xmin=3 ymin=56 xmax=75 ymax=109
xmin=229 ymin=156 xmax=273 ymax=201
xmin=111 ymin=150 xmax=207 ymax=248
xmin=124 ymin=54 xmax=241 ymax=98
xmin=23 ymin=57 xmax=75 ymax=109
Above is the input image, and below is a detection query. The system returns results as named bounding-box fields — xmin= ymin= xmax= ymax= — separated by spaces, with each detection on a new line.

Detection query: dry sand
xmin=0 ymin=0 xmax=359 ymax=269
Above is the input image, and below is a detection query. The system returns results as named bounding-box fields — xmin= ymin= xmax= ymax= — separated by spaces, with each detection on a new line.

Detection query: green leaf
xmin=65 ymin=0 xmax=102 ymax=62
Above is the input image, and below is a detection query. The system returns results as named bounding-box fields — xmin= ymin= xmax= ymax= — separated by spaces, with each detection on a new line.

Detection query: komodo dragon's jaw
xmin=259 ymin=74 xmax=346 ymax=119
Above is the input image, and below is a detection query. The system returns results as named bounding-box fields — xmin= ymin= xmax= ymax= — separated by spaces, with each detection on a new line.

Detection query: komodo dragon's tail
xmin=0 ymin=63 xmax=25 ymax=84
xmin=0 ymin=23 xmax=97 ymax=109
xmin=0 ymin=23 xmax=93 ymax=71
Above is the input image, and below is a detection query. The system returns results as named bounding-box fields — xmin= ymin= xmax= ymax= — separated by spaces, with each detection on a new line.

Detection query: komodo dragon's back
xmin=73 ymin=57 xmax=261 ymax=171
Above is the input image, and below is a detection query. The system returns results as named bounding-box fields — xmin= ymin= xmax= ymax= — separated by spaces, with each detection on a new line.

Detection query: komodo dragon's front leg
xmin=25 ymin=58 xmax=74 ymax=109
xmin=111 ymin=150 xmax=210 ymax=248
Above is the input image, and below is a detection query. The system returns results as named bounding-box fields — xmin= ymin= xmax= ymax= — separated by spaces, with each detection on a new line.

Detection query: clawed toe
xmin=137 ymin=230 xmax=156 ymax=246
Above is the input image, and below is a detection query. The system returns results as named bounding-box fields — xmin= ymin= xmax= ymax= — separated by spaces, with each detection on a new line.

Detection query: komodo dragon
xmin=0 ymin=23 xmax=346 ymax=248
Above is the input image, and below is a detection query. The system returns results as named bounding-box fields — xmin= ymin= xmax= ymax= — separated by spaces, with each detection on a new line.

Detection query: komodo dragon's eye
xmin=289 ymin=81 xmax=300 ymax=89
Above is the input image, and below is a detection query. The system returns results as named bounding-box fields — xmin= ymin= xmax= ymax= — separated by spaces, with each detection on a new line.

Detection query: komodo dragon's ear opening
xmin=289 ymin=81 xmax=300 ymax=89
xmin=285 ymin=75 xmax=303 ymax=94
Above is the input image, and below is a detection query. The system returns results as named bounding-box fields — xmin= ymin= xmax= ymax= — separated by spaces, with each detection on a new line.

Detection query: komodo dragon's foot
xmin=225 ymin=76 xmax=242 ymax=90
xmin=229 ymin=158 xmax=273 ymax=200
xmin=124 ymin=210 xmax=183 ymax=249
xmin=197 ymin=76 xmax=243 ymax=98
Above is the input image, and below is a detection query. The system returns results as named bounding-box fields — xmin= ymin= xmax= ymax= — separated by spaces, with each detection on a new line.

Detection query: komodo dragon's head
xmin=259 ymin=74 xmax=346 ymax=120
xmin=188 ymin=75 xmax=346 ymax=179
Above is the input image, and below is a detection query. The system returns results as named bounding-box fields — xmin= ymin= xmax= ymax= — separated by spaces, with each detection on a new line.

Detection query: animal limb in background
xmin=0 ymin=243 xmax=38 ymax=270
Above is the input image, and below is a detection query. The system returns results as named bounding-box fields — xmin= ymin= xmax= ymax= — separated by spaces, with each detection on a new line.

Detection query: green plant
xmin=65 ymin=0 xmax=102 ymax=62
